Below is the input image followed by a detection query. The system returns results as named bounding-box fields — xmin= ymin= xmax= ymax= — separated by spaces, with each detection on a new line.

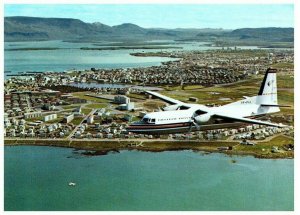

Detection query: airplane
xmin=127 ymin=68 xmax=287 ymax=135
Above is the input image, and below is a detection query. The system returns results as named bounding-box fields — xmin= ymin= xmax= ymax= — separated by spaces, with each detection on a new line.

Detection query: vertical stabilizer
xmin=256 ymin=68 xmax=278 ymax=105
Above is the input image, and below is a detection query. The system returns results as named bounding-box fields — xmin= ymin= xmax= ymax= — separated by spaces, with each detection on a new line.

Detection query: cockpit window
xmin=178 ymin=105 xmax=190 ymax=110
xmin=142 ymin=117 xmax=155 ymax=123
xmin=195 ymin=110 xmax=207 ymax=115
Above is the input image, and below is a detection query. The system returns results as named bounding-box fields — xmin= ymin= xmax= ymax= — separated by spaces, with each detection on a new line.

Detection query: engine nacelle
xmin=194 ymin=113 xmax=212 ymax=124
xmin=163 ymin=104 xmax=180 ymax=111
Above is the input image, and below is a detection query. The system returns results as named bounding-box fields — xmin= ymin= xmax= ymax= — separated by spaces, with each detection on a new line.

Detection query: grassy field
xmin=277 ymin=75 xmax=294 ymax=89
xmin=85 ymin=103 xmax=107 ymax=109
xmin=128 ymin=93 xmax=147 ymax=100
xmin=71 ymin=117 xmax=84 ymax=125
xmin=81 ymin=108 xmax=92 ymax=115
xmin=72 ymin=92 xmax=111 ymax=103
xmin=233 ymin=135 xmax=294 ymax=158
xmin=271 ymin=62 xmax=294 ymax=69
xmin=160 ymin=74 xmax=294 ymax=108
xmin=143 ymin=100 xmax=166 ymax=110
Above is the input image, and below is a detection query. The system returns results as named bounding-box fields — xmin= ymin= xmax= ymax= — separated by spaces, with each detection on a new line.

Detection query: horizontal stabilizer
xmin=213 ymin=113 xmax=285 ymax=128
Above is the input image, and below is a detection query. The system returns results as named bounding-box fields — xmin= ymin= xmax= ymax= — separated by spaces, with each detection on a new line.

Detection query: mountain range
xmin=4 ymin=16 xmax=294 ymax=44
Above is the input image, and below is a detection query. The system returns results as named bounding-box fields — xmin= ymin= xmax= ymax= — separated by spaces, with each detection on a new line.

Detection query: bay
xmin=4 ymin=40 xmax=177 ymax=75
xmin=4 ymin=146 xmax=294 ymax=211
xmin=4 ymin=40 xmax=259 ymax=76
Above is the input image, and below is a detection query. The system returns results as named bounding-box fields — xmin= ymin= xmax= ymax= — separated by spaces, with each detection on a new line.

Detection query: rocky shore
xmin=4 ymin=137 xmax=294 ymax=159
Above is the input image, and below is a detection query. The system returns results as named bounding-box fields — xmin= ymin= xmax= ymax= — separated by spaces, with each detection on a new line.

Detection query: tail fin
xmin=256 ymin=68 xmax=278 ymax=105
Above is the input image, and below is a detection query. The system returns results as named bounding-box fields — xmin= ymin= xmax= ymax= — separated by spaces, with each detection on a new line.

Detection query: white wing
xmin=146 ymin=91 xmax=184 ymax=105
xmin=213 ymin=113 xmax=285 ymax=127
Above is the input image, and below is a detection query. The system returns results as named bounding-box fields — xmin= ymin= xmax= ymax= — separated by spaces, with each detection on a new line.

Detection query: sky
xmin=4 ymin=4 xmax=294 ymax=29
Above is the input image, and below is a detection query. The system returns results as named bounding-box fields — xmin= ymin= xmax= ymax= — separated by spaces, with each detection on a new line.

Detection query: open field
xmin=81 ymin=108 xmax=92 ymax=115
xmin=272 ymin=62 xmax=294 ymax=69
xmin=85 ymin=103 xmax=107 ymax=109
xmin=71 ymin=117 xmax=84 ymax=126
xmin=71 ymin=92 xmax=111 ymax=103
xmin=160 ymin=74 xmax=294 ymax=108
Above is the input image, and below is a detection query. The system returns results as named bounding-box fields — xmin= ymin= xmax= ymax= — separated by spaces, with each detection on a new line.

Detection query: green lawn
xmin=85 ymin=103 xmax=107 ymax=109
xmin=72 ymin=92 xmax=111 ymax=103
xmin=71 ymin=117 xmax=84 ymax=125
xmin=271 ymin=62 xmax=294 ymax=69
xmin=278 ymin=90 xmax=294 ymax=106
xmin=128 ymin=93 xmax=147 ymax=100
xmin=277 ymin=75 xmax=294 ymax=88
xmin=82 ymin=108 xmax=92 ymax=115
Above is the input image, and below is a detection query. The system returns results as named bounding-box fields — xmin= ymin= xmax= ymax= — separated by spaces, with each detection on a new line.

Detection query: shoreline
xmin=4 ymin=138 xmax=294 ymax=159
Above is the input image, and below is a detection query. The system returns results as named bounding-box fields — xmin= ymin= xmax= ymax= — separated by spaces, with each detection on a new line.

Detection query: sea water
xmin=4 ymin=40 xmax=176 ymax=75
xmin=4 ymin=40 xmax=259 ymax=76
xmin=4 ymin=146 xmax=294 ymax=211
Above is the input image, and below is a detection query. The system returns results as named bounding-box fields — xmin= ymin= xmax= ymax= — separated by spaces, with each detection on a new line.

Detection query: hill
xmin=4 ymin=16 xmax=294 ymax=44
xmin=228 ymin=28 xmax=294 ymax=42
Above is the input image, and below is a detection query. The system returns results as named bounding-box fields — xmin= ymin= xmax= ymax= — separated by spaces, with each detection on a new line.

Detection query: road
xmin=66 ymin=108 xmax=97 ymax=140
xmin=4 ymin=133 xmax=292 ymax=146
xmin=4 ymin=137 xmax=240 ymax=143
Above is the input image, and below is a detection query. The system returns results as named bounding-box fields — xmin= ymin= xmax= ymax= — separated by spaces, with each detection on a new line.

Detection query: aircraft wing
xmin=146 ymin=91 xmax=184 ymax=105
xmin=213 ymin=113 xmax=285 ymax=128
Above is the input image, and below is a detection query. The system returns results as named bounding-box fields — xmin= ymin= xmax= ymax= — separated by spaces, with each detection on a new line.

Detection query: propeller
xmin=188 ymin=112 xmax=201 ymax=133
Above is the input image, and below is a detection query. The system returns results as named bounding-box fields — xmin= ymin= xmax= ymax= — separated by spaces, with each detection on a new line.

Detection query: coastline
xmin=4 ymin=46 xmax=294 ymax=161
xmin=4 ymin=137 xmax=294 ymax=159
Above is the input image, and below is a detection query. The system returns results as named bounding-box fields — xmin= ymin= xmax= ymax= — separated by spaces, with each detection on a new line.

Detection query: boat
xmin=68 ymin=182 xmax=76 ymax=186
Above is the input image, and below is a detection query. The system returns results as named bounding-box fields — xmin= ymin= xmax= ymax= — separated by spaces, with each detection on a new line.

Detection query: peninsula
xmin=4 ymin=48 xmax=294 ymax=159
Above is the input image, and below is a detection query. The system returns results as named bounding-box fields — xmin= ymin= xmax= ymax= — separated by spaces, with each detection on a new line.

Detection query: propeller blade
xmin=188 ymin=122 xmax=192 ymax=132
xmin=188 ymin=119 xmax=200 ymax=133
xmin=193 ymin=121 xmax=200 ymax=130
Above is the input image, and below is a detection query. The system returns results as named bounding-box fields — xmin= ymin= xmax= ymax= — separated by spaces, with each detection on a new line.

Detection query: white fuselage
xmin=127 ymin=96 xmax=280 ymax=135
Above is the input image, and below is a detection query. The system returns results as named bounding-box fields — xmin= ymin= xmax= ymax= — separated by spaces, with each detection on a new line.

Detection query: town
xmin=4 ymin=48 xmax=294 ymax=158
